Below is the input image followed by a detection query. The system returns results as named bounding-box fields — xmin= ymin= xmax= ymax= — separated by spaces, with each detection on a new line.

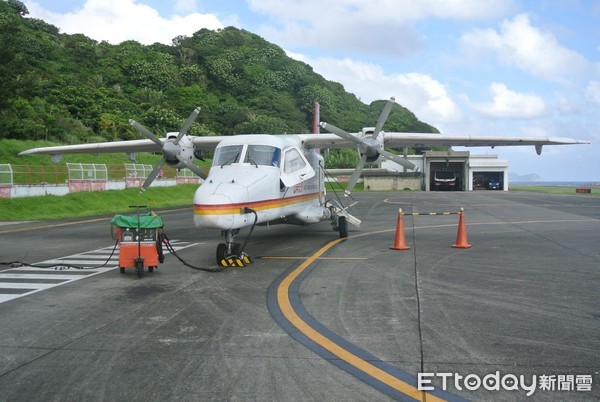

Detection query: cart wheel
xmin=148 ymin=266 xmax=154 ymax=273
xmin=119 ymin=267 xmax=125 ymax=274
xmin=135 ymin=264 xmax=144 ymax=278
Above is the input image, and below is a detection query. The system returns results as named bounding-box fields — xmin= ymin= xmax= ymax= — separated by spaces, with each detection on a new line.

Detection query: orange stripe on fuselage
xmin=194 ymin=192 xmax=321 ymax=216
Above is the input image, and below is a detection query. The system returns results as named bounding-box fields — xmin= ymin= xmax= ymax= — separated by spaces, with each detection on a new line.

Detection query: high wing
xmin=19 ymin=136 xmax=227 ymax=156
xmin=19 ymin=101 xmax=589 ymax=195
xmin=298 ymin=132 xmax=589 ymax=153
xmin=19 ymin=108 xmax=232 ymax=191
xmin=300 ymin=96 xmax=589 ymax=194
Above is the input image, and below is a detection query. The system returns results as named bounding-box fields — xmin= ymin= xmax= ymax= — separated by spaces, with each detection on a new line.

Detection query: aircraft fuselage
xmin=193 ymin=135 xmax=328 ymax=231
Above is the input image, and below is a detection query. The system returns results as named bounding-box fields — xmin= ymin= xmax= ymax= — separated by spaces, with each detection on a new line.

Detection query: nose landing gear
xmin=216 ymin=208 xmax=258 ymax=267
xmin=216 ymin=233 xmax=253 ymax=267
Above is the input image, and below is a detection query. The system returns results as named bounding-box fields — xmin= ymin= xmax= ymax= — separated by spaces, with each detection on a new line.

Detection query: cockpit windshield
xmin=213 ymin=145 xmax=243 ymax=167
xmin=245 ymin=145 xmax=280 ymax=167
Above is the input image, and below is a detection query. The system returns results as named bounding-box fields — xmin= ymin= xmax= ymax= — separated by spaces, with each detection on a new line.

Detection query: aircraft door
xmin=280 ymin=147 xmax=315 ymax=187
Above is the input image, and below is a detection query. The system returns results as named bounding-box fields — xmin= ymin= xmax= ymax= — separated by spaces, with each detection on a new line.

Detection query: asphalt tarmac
xmin=0 ymin=191 xmax=598 ymax=401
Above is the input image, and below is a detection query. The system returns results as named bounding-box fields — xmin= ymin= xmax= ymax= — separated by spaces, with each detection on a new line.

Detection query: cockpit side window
xmin=282 ymin=148 xmax=306 ymax=174
xmin=245 ymin=145 xmax=280 ymax=167
xmin=279 ymin=146 xmax=315 ymax=187
xmin=213 ymin=145 xmax=244 ymax=167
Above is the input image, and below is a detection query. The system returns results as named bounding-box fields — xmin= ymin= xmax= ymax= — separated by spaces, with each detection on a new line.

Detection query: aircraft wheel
xmin=216 ymin=243 xmax=227 ymax=264
xmin=338 ymin=216 xmax=348 ymax=238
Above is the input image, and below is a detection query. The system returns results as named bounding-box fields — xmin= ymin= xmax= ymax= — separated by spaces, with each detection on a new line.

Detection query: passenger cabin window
xmin=213 ymin=145 xmax=243 ymax=166
xmin=245 ymin=145 xmax=280 ymax=167
xmin=282 ymin=148 xmax=306 ymax=174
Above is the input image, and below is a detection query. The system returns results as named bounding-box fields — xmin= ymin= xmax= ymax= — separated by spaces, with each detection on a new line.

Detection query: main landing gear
xmin=334 ymin=215 xmax=348 ymax=238
xmin=326 ymin=200 xmax=359 ymax=239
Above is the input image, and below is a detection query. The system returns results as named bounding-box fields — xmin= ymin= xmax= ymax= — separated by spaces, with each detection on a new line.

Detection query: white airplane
xmin=20 ymin=98 xmax=589 ymax=266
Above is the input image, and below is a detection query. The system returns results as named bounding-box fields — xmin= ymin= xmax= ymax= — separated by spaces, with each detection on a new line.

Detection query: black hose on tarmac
xmin=0 ymin=240 xmax=119 ymax=270
xmin=161 ymin=233 xmax=226 ymax=272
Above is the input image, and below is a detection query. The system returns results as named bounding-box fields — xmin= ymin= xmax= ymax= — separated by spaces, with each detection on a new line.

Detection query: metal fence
xmin=66 ymin=163 xmax=109 ymax=181
xmin=1 ymin=164 xmax=205 ymax=185
xmin=125 ymin=163 xmax=153 ymax=179
xmin=0 ymin=164 xmax=12 ymax=186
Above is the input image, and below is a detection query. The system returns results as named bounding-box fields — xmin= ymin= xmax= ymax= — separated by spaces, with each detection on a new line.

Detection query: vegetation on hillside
xmin=0 ymin=0 xmax=439 ymax=169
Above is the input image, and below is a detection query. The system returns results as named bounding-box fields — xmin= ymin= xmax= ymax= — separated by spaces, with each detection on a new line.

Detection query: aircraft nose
xmin=193 ymin=180 xmax=253 ymax=230
xmin=193 ymin=193 xmax=238 ymax=229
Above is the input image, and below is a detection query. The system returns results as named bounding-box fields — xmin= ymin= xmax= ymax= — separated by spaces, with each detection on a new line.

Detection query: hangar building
xmin=377 ymin=150 xmax=509 ymax=191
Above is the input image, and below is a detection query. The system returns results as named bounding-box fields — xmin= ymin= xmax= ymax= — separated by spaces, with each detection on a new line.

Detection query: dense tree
xmin=0 ymin=1 xmax=438 ymax=164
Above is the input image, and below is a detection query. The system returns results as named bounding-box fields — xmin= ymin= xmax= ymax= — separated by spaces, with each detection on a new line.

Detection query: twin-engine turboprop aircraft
xmin=20 ymin=98 xmax=589 ymax=266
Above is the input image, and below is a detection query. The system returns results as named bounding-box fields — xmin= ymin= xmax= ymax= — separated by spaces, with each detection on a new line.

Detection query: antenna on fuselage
xmin=313 ymin=101 xmax=320 ymax=134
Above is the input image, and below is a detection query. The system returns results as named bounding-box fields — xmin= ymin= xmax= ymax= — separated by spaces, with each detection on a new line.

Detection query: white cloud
xmin=290 ymin=54 xmax=462 ymax=127
xmin=585 ymin=80 xmax=600 ymax=105
xmin=249 ymin=0 xmax=513 ymax=58
xmin=248 ymin=0 xmax=513 ymax=22
xmin=472 ymin=82 xmax=546 ymax=118
xmin=173 ymin=0 xmax=198 ymax=15
xmin=25 ymin=0 xmax=223 ymax=44
xmin=461 ymin=14 xmax=589 ymax=82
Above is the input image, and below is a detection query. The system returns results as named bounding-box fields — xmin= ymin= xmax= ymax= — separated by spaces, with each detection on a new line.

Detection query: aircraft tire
xmin=216 ymin=243 xmax=227 ymax=264
xmin=338 ymin=216 xmax=348 ymax=238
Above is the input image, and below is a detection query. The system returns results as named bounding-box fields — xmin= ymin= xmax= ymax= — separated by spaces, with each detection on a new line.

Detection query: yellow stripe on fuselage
xmin=194 ymin=192 xmax=321 ymax=216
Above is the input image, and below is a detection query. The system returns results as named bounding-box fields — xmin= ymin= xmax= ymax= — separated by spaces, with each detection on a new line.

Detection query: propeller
xmin=130 ymin=107 xmax=205 ymax=192
xmin=320 ymin=97 xmax=417 ymax=195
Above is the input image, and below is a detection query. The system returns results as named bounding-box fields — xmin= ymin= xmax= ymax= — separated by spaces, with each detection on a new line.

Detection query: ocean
xmin=511 ymin=181 xmax=600 ymax=187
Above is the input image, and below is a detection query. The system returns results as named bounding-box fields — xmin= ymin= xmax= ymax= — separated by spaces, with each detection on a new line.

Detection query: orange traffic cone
xmin=452 ymin=208 xmax=472 ymax=249
xmin=390 ymin=209 xmax=410 ymax=250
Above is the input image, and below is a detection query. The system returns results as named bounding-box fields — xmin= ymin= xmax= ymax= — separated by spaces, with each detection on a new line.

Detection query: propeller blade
xmin=379 ymin=149 xmax=417 ymax=170
xmin=174 ymin=107 xmax=201 ymax=145
xmin=129 ymin=120 xmax=163 ymax=146
xmin=373 ymin=97 xmax=395 ymax=137
xmin=320 ymin=122 xmax=362 ymax=145
xmin=345 ymin=153 xmax=368 ymax=196
xmin=140 ymin=157 xmax=165 ymax=192
xmin=176 ymin=155 xmax=207 ymax=179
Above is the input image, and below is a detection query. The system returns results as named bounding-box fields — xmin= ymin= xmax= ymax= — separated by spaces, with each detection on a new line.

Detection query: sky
xmin=23 ymin=0 xmax=600 ymax=181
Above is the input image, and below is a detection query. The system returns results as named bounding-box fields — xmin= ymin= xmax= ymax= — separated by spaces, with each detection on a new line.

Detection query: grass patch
xmin=509 ymin=185 xmax=598 ymax=196
xmin=0 ymin=184 xmax=198 ymax=220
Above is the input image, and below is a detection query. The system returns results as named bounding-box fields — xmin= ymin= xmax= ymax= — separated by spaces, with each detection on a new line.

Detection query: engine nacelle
xmin=358 ymin=127 xmax=385 ymax=164
xmin=163 ymin=134 xmax=196 ymax=169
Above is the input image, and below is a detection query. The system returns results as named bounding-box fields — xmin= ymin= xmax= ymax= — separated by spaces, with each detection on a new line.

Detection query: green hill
xmin=0 ymin=0 xmax=439 ymax=169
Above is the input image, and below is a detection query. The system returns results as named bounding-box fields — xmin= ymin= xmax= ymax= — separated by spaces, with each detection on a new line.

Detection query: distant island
xmin=509 ymin=173 xmax=543 ymax=182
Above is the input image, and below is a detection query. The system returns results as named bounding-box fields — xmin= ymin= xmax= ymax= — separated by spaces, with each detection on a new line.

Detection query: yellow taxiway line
xmin=259 ymin=256 xmax=368 ymax=261
xmin=275 ymin=236 xmax=445 ymax=402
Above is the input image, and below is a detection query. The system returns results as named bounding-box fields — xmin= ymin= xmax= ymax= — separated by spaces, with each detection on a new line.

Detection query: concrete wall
xmin=8 ymin=184 xmax=70 ymax=198
xmin=363 ymin=173 xmax=423 ymax=191
xmin=0 ymin=163 xmax=201 ymax=198
xmin=2 ymin=179 xmax=189 ymax=198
